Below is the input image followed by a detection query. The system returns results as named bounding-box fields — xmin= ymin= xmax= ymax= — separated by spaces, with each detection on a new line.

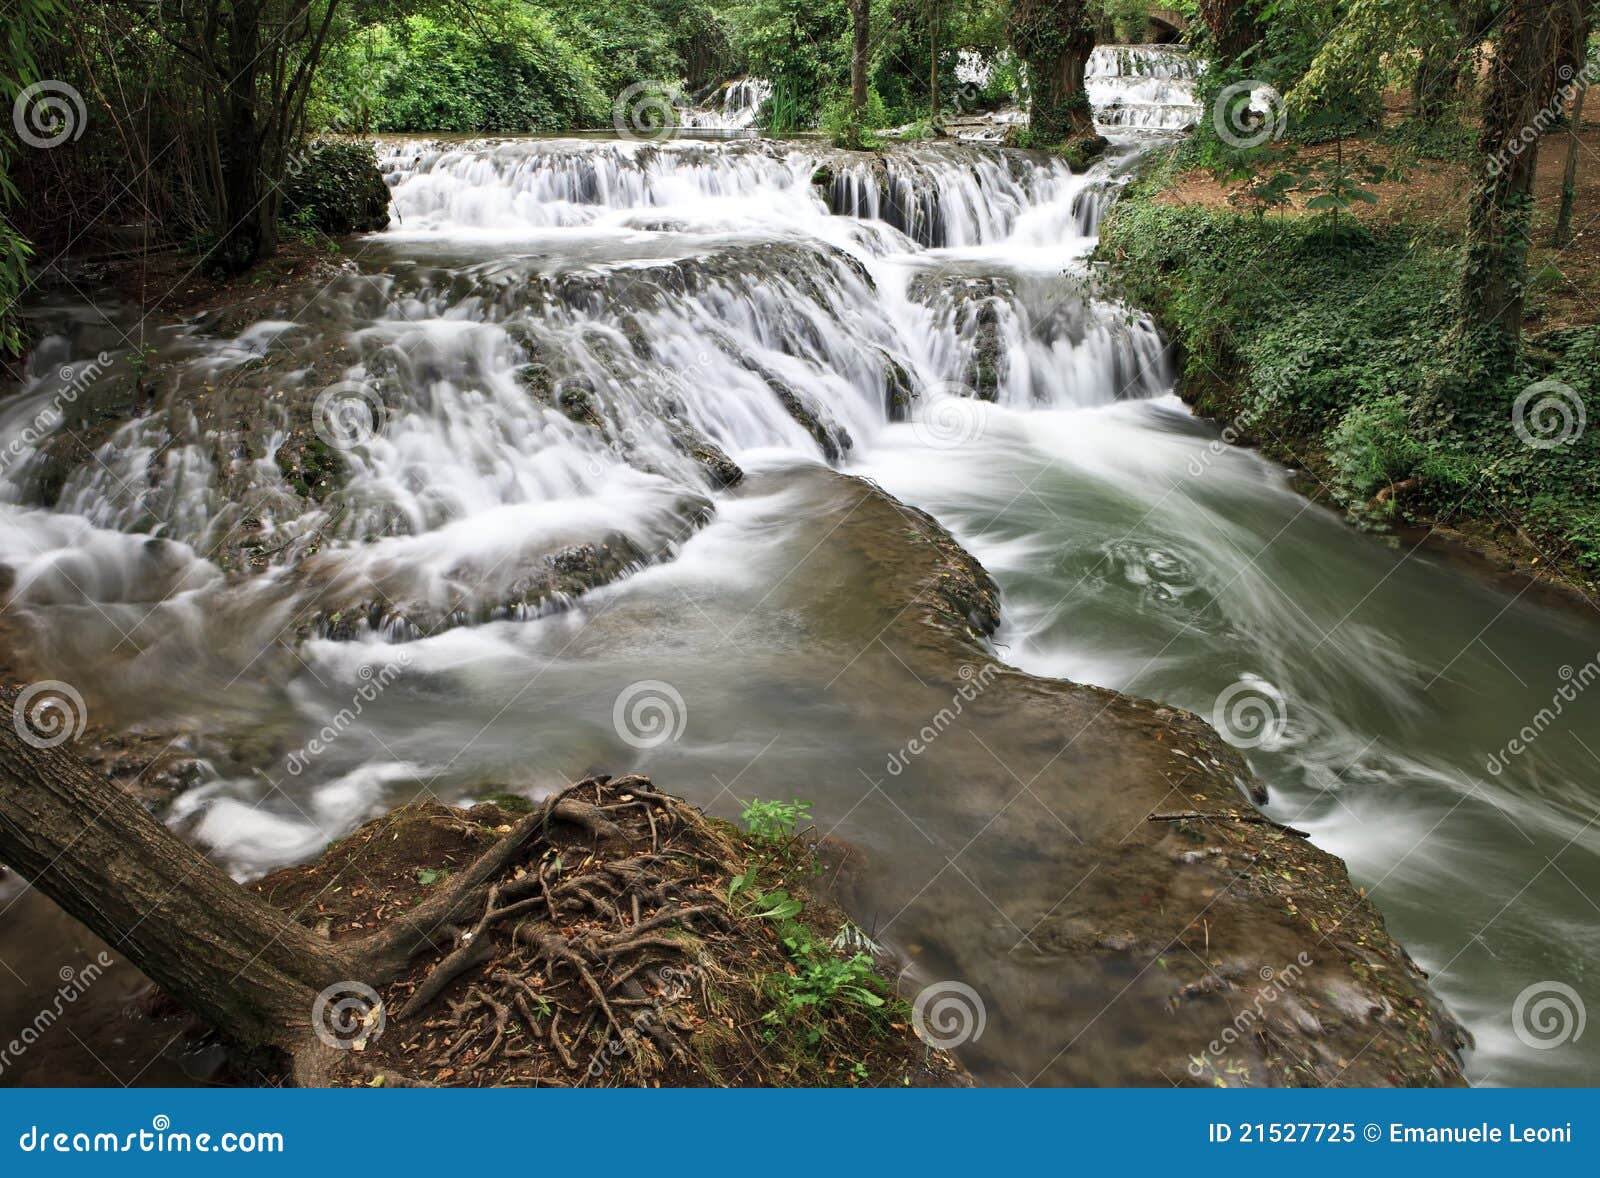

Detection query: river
xmin=1 ymin=45 xmax=1596 ymax=1086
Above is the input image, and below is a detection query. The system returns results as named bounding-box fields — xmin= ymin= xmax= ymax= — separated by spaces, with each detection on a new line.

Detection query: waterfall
xmin=1 ymin=49 xmax=1192 ymax=644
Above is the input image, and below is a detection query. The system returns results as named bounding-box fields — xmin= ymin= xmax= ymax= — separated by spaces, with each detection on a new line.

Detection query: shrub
xmin=281 ymin=140 xmax=390 ymax=236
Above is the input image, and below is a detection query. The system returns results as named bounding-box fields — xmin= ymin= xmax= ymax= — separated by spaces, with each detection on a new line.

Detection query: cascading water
xmin=4 ymin=46 xmax=1597 ymax=1086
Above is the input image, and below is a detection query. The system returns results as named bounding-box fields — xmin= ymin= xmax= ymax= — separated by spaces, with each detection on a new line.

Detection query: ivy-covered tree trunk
xmin=850 ymin=0 xmax=870 ymax=117
xmin=1551 ymin=2 xmax=1594 ymax=245
xmin=1458 ymin=0 xmax=1562 ymax=356
xmin=1199 ymin=0 xmax=1261 ymax=66
xmin=1008 ymin=0 xmax=1101 ymax=151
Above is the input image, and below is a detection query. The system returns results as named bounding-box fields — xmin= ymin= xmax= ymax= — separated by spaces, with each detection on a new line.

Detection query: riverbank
xmin=1095 ymin=138 xmax=1600 ymax=603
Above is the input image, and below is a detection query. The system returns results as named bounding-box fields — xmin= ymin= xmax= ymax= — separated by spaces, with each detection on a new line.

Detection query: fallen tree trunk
xmin=0 ymin=689 xmax=356 ymax=1049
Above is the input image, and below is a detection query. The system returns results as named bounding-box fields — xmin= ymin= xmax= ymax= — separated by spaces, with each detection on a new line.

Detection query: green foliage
xmin=723 ymin=0 xmax=850 ymax=129
xmin=739 ymin=796 xmax=812 ymax=844
xmin=316 ymin=7 xmax=608 ymax=134
xmin=281 ymin=139 xmax=391 ymax=236
xmin=0 ymin=0 xmax=61 ymax=363
xmin=820 ymin=89 xmax=888 ymax=149
xmin=1098 ymin=177 xmax=1600 ymax=576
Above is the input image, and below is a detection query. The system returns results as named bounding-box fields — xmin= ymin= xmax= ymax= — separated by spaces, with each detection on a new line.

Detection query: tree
xmin=1007 ymin=0 xmax=1102 ymax=152
xmin=1551 ymin=1 xmax=1595 ymax=246
xmin=1412 ymin=1 xmax=1494 ymax=122
xmin=0 ymin=691 xmax=626 ymax=1083
xmin=851 ymin=0 xmax=870 ymax=124
xmin=1199 ymin=0 xmax=1261 ymax=67
xmin=1458 ymin=0 xmax=1564 ymax=355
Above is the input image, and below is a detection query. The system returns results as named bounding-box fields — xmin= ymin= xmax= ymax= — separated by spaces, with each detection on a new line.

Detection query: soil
xmin=248 ymin=778 xmax=967 ymax=1088
xmin=1152 ymin=115 xmax=1600 ymax=333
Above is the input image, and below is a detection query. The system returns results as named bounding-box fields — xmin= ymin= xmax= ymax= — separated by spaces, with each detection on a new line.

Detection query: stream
xmin=2 ymin=45 xmax=1597 ymax=1086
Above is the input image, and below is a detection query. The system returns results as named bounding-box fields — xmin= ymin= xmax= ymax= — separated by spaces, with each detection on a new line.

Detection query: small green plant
xmin=819 ymin=90 xmax=887 ymax=151
xmin=739 ymin=797 xmax=811 ymax=845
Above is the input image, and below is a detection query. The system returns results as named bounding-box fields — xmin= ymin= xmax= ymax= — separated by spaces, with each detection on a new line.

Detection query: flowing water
xmin=2 ymin=46 xmax=1597 ymax=1085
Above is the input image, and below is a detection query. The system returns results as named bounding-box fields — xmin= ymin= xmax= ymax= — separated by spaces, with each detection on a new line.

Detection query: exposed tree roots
xmin=264 ymin=774 xmax=960 ymax=1088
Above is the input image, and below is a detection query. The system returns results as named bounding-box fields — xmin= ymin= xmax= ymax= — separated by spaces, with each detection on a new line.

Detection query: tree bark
xmin=1199 ymin=0 xmax=1261 ymax=67
xmin=1551 ymin=2 xmax=1594 ymax=245
xmin=928 ymin=0 xmax=940 ymax=125
xmin=1458 ymin=0 xmax=1563 ymax=356
xmin=0 ymin=692 xmax=356 ymax=1049
xmin=851 ymin=0 xmax=870 ymax=117
xmin=1008 ymin=0 xmax=1100 ymax=146
xmin=211 ymin=1 xmax=273 ymax=276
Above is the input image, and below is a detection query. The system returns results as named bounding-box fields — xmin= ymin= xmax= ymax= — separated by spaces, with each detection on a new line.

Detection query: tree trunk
xmin=851 ymin=0 xmax=870 ymax=116
xmin=928 ymin=0 xmax=940 ymax=125
xmin=0 ymin=693 xmax=357 ymax=1048
xmin=1458 ymin=0 xmax=1562 ymax=356
xmin=1008 ymin=0 xmax=1099 ymax=145
xmin=1551 ymin=3 xmax=1593 ymax=244
xmin=1199 ymin=0 xmax=1260 ymax=66
xmin=211 ymin=2 xmax=274 ymax=276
